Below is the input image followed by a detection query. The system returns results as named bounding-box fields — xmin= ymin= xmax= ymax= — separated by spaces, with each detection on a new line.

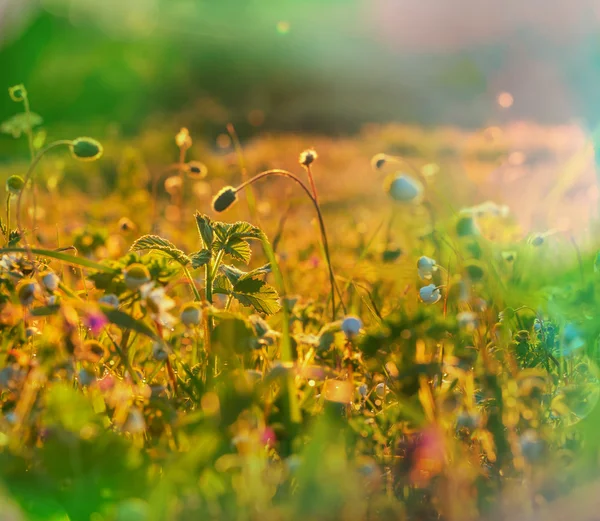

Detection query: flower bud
xmin=341 ymin=316 xmax=362 ymax=338
xmin=419 ymin=284 xmax=441 ymax=304
xmin=175 ymin=127 xmax=192 ymax=149
xmin=99 ymin=294 xmax=120 ymax=308
xmin=70 ymin=137 xmax=104 ymax=162
xmin=5 ymin=175 xmax=25 ymax=195
xmin=371 ymin=153 xmax=387 ymax=170
xmin=123 ymin=263 xmax=151 ymax=291
xmin=180 ymin=302 xmax=202 ymax=327
xmin=185 ymin=161 xmax=208 ymax=179
xmin=417 ymin=256 xmax=437 ymax=280
xmin=17 ymin=279 xmax=39 ymax=306
xmin=299 ymin=148 xmax=318 ymax=167
xmin=41 ymin=271 xmax=60 ymax=292
xmin=212 ymin=186 xmax=238 ymax=212
xmin=385 ymin=173 xmax=423 ymax=203
xmin=8 ymin=84 xmax=26 ymax=102
xmin=118 ymin=217 xmax=136 ymax=233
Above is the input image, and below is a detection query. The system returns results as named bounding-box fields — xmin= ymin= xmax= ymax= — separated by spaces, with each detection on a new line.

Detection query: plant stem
xmin=5 ymin=195 xmax=10 ymax=246
xmin=227 ymin=123 xmax=257 ymax=222
xmin=183 ymin=266 xmax=202 ymax=301
xmin=16 ymin=140 xmax=73 ymax=259
xmin=23 ymin=94 xmax=37 ymax=236
xmin=236 ymin=168 xmax=344 ymax=320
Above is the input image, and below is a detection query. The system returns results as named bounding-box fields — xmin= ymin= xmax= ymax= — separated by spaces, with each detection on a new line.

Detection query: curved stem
xmin=182 ymin=266 xmax=202 ymax=302
xmin=16 ymin=140 xmax=72 ymax=260
xmin=23 ymin=94 xmax=37 ymax=234
xmin=236 ymin=169 xmax=343 ymax=320
xmin=5 ymin=195 xmax=10 ymax=246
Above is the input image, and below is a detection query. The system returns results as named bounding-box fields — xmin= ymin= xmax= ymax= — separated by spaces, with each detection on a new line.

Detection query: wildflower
xmin=417 ymin=256 xmax=437 ymax=280
xmin=419 ymin=284 xmax=441 ymax=304
xmin=70 ymin=137 xmax=103 ymax=161
xmin=299 ymin=148 xmax=318 ymax=167
xmin=25 ymin=326 xmax=40 ymax=337
xmin=41 ymin=271 xmax=59 ymax=292
xmin=5 ymin=175 xmax=25 ymax=195
xmin=341 ymin=315 xmax=362 ymax=338
xmin=123 ymin=263 xmax=151 ymax=291
xmin=180 ymin=302 xmax=202 ymax=327
xmin=99 ymin=294 xmax=120 ymax=308
xmin=375 ymin=382 xmax=386 ymax=398
xmin=83 ymin=309 xmax=108 ymax=335
xmin=212 ymin=186 xmax=238 ymax=212
xmin=175 ymin=127 xmax=192 ymax=149
xmin=384 ymin=173 xmax=423 ymax=203
xmin=17 ymin=279 xmax=39 ymax=306
xmin=140 ymin=283 xmax=176 ymax=327
xmin=260 ymin=426 xmax=277 ymax=448
xmin=528 ymin=233 xmax=545 ymax=247
xmin=358 ymin=383 xmax=368 ymax=397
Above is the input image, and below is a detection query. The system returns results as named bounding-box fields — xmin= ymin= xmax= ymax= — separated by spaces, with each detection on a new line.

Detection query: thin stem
xmin=236 ymin=169 xmax=344 ymax=320
xmin=227 ymin=123 xmax=257 ymax=222
xmin=23 ymin=95 xmax=37 ymax=236
xmin=183 ymin=266 xmax=202 ymax=302
xmin=5 ymin=195 xmax=10 ymax=246
xmin=16 ymin=140 xmax=73 ymax=261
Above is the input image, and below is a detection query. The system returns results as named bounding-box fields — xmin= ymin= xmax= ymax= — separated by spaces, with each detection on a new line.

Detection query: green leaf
xmin=0 ymin=247 xmax=117 ymax=272
xmin=130 ymin=234 xmax=190 ymax=266
xmin=0 ymin=111 xmax=42 ymax=138
xmin=210 ymin=310 xmax=256 ymax=354
xmin=101 ymin=306 xmax=158 ymax=340
xmin=220 ymin=263 xmax=271 ymax=286
xmin=213 ymin=274 xmax=233 ymax=295
xmin=231 ymin=277 xmax=281 ymax=315
xmin=30 ymin=305 xmax=61 ymax=317
xmin=190 ymin=249 xmax=211 ymax=268
xmin=221 ymin=237 xmax=252 ymax=263
xmin=195 ymin=213 xmax=214 ymax=249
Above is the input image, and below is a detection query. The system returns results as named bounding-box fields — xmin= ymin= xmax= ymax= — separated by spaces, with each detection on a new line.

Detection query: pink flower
xmin=84 ymin=309 xmax=108 ymax=335
xmin=260 ymin=426 xmax=277 ymax=448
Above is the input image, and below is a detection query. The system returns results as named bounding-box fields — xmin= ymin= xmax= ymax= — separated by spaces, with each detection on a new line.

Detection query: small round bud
xmin=341 ymin=316 xmax=362 ymax=338
xmin=371 ymin=153 xmax=387 ymax=170
xmin=175 ymin=127 xmax=192 ymax=149
xmin=8 ymin=84 xmax=26 ymax=102
xmin=212 ymin=186 xmax=238 ymax=212
xmin=529 ymin=234 xmax=545 ymax=247
xmin=419 ymin=284 xmax=441 ymax=304
xmin=152 ymin=341 xmax=169 ymax=361
xmin=185 ymin=161 xmax=208 ymax=179
xmin=17 ymin=279 xmax=39 ymax=306
xmin=375 ymin=382 xmax=386 ymax=398
xmin=118 ymin=217 xmax=136 ymax=233
xmin=417 ymin=256 xmax=437 ymax=280
xmin=70 ymin=137 xmax=104 ymax=162
xmin=180 ymin=302 xmax=202 ymax=327
xmin=41 ymin=271 xmax=60 ymax=292
xmin=384 ymin=173 xmax=423 ymax=203
xmin=5 ymin=175 xmax=25 ymax=195
xmin=25 ymin=326 xmax=40 ymax=338
xmin=123 ymin=263 xmax=151 ymax=291
xmin=99 ymin=294 xmax=120 ymax=308
xmin=299 ymin=148 xmax=318 ymax=167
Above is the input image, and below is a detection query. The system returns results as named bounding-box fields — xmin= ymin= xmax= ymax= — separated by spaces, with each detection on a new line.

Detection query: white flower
xmin=42 ymin=271 xmax=60 ymax=292
xmin=385 ymin=173 xmax=423 ymax=203
xmin=140 ymin=283 xmax=176 ymax=327
xmin=417 ymin=256 xmax=437 ymax=280
xmin=341 ymin=316 xmax=362 ymax=338
xmin=419 ymin=284 xmax=441 ymax=304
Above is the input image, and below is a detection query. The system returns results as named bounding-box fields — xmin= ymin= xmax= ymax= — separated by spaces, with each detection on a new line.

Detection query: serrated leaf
xmin=222 ymin=237 xmax=252 ymax=263
xmin=231 ymin=277 xmax=281 ymax=315
xmin=130 ymin=234 xmax=190 ymax=266
xmin=195 ymin=213 xmax=214 ymax=248
xmin=240 ymin=264 xmax=271 ymax=280
xmin=220 ymin=264 xmax=245 ymax=285
xmin=190 ymin=249 xmax=211 ymax=268
xmin=0 ymin=112 xmax=43 ymax=138
xmin=213 ymin=274 xmax=233 ymax=295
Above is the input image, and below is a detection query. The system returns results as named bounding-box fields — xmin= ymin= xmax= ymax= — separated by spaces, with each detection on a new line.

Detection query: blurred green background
xmin=1 ymin=0 xmax=600 ymax=146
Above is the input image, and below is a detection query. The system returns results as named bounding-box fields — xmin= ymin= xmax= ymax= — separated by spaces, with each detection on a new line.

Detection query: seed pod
xmin=8 ymin=84 xmax=26 ymax=102
xmin=5 ymin=175 xmax=25 ymax=195
xmin=419 ymin=284 xmax=441 ymax=304
xmin=185 ymin=161 xmax=208 ymax=179
xmin=180 ymin=302 xmax=202 ymax=327
xmin=70 ymin=137 xmax=103 ymax=161
xmin=212 ymin=186 xmax=238 ymax=212
xmin=417 ymin=256 xmax=437 ymax=280
xmin=371 ymin=153 xmax=387 ymax=170
xmin=123 ymin=263 xmax=151 ymax=291
xmin=99 ymin=294 xmax=120 ymax=308
xmin=41 ymin=271 xmax=60 ymax=292
xmin=17 ymin=279 xmax=38 ymax=306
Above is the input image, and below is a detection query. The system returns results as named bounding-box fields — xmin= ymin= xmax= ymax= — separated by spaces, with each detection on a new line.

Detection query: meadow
xmin=1 ymin=84 xmax=600 ymax=521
